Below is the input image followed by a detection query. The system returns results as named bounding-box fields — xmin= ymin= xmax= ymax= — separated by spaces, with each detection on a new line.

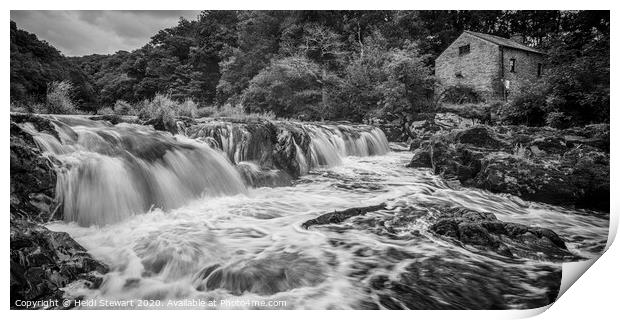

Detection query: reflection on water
xmin=47 ymin=147 xmax=608 ymax=309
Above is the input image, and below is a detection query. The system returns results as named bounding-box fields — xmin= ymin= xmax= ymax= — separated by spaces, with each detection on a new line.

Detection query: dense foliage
xmin=10 ymin=11 xmax=609 ymax=127
xmin=10 ymin=21 xmax=96 ymax=110
xmin=500 ymin=11 xmax=610 ymax=127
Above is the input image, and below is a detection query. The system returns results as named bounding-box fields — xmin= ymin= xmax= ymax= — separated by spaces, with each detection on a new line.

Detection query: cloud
xmin=10 ymin=10 xmax=201 ymax=56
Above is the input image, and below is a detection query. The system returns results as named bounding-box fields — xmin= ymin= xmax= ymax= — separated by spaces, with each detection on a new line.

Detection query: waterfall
xmin=20 ymin=116 xmax=247 ymax=227
xmin=305 ymin=125 xmax=390 ymax=167
xmin=187 ymin=120 xmax=390 ymax=176
xmin=18 ymin=116 xmax=390 ymax=227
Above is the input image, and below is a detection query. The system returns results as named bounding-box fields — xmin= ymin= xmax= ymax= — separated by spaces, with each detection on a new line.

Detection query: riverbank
xmin=395 ymin=111 xmax=609 ymax=212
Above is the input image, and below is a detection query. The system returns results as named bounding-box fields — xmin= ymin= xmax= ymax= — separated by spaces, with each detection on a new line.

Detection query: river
xmin=23 ymin=116 xmax=607 ymax=310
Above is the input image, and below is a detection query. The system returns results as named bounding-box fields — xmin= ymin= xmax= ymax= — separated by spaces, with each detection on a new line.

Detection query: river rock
xmin=302 ymin=203 xmax=387 ymax=229
xmin=10 ymin=121 xmax=58 ymax=222
xmin=10 ymin=219 xmax=109 ymax=308
xmin=408 ymin=124 xmax=610 ymax=211
xmin=429 ymin=207 xmax=575 ymax=260
xmin=407 ymin=148 xmax=431 ymax=168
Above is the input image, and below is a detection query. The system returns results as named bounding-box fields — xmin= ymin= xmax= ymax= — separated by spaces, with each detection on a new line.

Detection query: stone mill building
xmin=435 ymin=30 xmax=545 ymax=100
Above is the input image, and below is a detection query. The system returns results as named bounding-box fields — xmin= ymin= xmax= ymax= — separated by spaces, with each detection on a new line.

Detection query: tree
xmin=10 ymin=21 xmax=96 ymax=110
xmin=241 ymin=56 xmax=327 ymax=119
xmin=377 ymin=45 xmax=436 ymax=139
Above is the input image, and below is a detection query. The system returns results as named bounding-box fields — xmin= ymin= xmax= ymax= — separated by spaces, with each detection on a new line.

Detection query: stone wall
xmin=435 ymin=33 xmax=501 ymax=99
xmin=436 ymin=33 xmax=546 ymax=100
xmin=502 ymin=47 xmax=545 ymax=97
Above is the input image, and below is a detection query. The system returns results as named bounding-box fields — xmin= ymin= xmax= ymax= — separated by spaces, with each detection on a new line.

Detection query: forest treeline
xmin=10 ymin=10 xmax=609 ymax=126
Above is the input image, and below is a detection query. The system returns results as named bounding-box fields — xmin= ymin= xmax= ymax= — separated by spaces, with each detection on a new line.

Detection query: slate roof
xmin=464 ymin=30 xmax=545 ymax=54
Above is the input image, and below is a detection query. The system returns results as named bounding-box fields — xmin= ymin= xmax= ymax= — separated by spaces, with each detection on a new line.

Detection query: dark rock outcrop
xmin=429 ymin=207 xmax=575 ymax=260
xmin=408 ymin=125 xmax=610 ymax=211
xmin=10 ymin=220 xmax=109 ymax=308
xmin=10 ymin=120 xmax=59 ymax=222
xmin=10 ymin=114 xmax=109 ymax=308
xmin=302 ymin=203 xmax=387 ymax=229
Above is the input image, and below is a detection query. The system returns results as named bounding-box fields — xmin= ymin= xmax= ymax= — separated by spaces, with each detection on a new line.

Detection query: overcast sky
xmin=10 ymin=10 xmax=202 ymax=56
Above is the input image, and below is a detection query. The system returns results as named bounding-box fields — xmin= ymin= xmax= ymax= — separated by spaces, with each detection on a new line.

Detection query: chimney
xmin=510 ymin=34 xmax=525 ymax=44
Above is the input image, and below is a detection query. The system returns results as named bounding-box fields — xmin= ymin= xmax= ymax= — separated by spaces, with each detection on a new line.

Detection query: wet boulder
xmin=474 ymin=150 xmax=609 ymax=211
xmin=429 ymin=139 xmax=483 ymax=182
xmin=406 ymin=148 xmax=431 ymax=168
xmin=453 ymin=126 xmax=510 ymax=150
xmin=302 ymin=203 xmax=387 ymax=229
xmin=10 ymin=219 xmax=109 ymax=308
xmin=10 ymin=122 xmax=59 ymax=222
xmin=429 ymin=207 xmax=575 ymax=260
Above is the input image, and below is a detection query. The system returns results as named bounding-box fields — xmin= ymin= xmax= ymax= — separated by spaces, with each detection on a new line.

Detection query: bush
xmin=98 ymin=107 xmax=115 ymax=115
xmin=441 ymin=85 xmax=484 ymax=104
xmin=545 ymin=112 xmax=572 ymax=129
xmin=137 ymin=94 xmax=177 ymax=122
xmin=177 ymin=99 xmax=198 ymax=118
xmin=499 ymin=85 xmax=547 ymax=126
xmin=113 ymin=100 xmax=136 ymax=115
xmin=241 ymin=56 xmax=325 ymax=120
xmin=10 ymin=102 xmax=28 ymax=113
xmin=196 ymin=106 xmax=217 ymax=118
xmin=29 ymin=103 xmax=48 ymax=114
xmin=46 ymin=81 xmax=77 ymax=114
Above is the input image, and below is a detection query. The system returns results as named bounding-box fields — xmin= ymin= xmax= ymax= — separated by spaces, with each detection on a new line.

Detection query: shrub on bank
xmin=46 ymin=81 xmax=77 ymax=114
xmin=10 ymin=81 xmax=88 ymax=115
xmin=113 ymin=100 xmax=137 ymax=115
xmin=441 ymin=85 xmax=484 ymax=104
xmin=439 ymin=102 xmax=500 ymax=124
xmin=498 ymin=85 xmax=547 ymax=127
xmin=98 ymin=107 xmax=115 ymax=115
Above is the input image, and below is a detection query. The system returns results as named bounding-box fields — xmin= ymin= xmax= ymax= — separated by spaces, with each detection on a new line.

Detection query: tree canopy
xmin=10 ymin=10 xmax=609 ymax=126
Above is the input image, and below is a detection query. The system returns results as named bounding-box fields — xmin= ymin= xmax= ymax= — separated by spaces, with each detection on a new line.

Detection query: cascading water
xmin=184 ymin=119 xmax=390 ymax=176
xmin=17 ymin=115 xmax=606 ymax=309
xmin=305 ymin=125 xmax=390 ymax=167
xmin=19 ymin=116 xmax=390 ymax=227
xmin=20 ymin=116 xmax=248 ymax=226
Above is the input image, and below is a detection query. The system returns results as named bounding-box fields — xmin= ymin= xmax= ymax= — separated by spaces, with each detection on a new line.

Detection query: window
xmin=509 ymin=58 xmax=516 ymax=73
xmin=458 ymin=44 xmax=470 ymax=56
xmin=537 ymin=63 xmax=543 ymax=77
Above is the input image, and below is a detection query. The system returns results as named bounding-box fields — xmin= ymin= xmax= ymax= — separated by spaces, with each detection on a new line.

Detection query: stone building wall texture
xmin=435 ymin=32 xmax=545 ymax=100
xmin=501 ymin=47 xmax=545 ymax=97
